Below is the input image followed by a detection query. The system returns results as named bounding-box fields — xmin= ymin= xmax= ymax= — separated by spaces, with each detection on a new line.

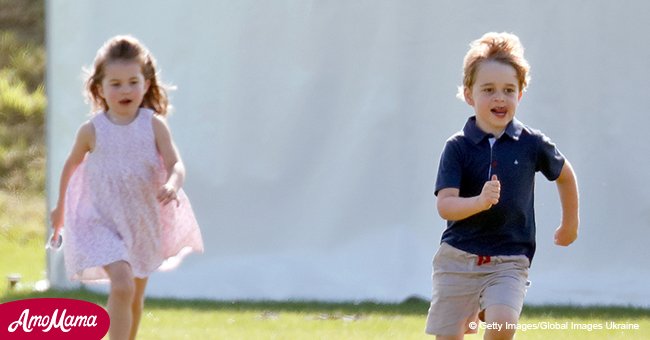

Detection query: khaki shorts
xmin=425 ymin=242 xmax=530 ymax=336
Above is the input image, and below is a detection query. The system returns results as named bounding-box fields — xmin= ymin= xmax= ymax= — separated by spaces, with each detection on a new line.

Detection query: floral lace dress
xmin=63 ymin=108 xmax=203 ymax=281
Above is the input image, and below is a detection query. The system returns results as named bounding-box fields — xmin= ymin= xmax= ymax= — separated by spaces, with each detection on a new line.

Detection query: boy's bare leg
xmin=435 ymin=315 xmax=476 ymax=340
xmin=483 ymin=304 xmax=519 ymax=340
xmin=436 ymin=336 xmax=464 ymax=340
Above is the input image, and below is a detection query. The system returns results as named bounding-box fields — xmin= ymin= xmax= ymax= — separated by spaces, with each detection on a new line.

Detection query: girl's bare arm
xmin=152 ymin=115 xmax=185 ymax=206
xmin=50 ymin=122 xmax=94 ymax=229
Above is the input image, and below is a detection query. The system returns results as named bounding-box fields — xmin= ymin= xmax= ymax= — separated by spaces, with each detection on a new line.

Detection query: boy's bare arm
xmin=554 ymin=161 xmax=579 ymax=246
xmin=437 ymin=175 xmax=501 ymax=221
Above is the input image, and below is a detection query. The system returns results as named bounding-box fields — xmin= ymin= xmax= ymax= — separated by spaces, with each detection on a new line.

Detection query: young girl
xmin=50 ymin=35 xmax=204 ymax=340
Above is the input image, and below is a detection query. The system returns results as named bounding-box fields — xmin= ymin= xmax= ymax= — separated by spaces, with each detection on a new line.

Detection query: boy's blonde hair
xmin=84 ymin=35 xmax=172 ymax=116
xmin=459 ymin=32 xmax=530 ymax=98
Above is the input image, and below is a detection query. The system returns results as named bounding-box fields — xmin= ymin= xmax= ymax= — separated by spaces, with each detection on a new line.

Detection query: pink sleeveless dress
xmin=63 ymin=108 xmax=203 ymax=281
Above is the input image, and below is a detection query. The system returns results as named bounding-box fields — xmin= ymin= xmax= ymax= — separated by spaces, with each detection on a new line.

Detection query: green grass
xmin=0 ymin=190 xmax=46 ymax=296
xmin=3 ymin=1 xmax=650 ymax=338
xmin=1 ymin=0 xmax=47 ymax=194
xmin=2 ymin=289 xmax=650 ymax=339
xmin=2 ymin=290 xmax=429 ymax=339
xmin=1 ymin=192 xmax=650 ymax=339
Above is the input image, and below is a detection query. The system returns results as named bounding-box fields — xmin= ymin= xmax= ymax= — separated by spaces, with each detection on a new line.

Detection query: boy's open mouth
xmin=491 ymin=106 xmax=507 ymax=117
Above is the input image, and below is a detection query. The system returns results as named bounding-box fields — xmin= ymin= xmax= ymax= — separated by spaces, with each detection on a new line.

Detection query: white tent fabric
xmin=47 ymin=1 xmax=650 ymax=306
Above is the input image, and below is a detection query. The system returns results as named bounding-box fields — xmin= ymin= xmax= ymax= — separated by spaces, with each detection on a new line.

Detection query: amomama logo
xmin=0 ymin=298 xmax=109 ymax=339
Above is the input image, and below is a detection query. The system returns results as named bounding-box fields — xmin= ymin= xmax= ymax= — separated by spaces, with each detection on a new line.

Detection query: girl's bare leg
xmin=104 ymin=261 xmax=135 ymax=340
xmin=129 ymin=277 xmax=149 ymax=340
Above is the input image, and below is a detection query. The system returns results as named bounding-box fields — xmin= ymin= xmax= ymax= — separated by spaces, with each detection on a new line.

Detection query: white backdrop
xmin=47 ymin=1 xmax=650 ymax=306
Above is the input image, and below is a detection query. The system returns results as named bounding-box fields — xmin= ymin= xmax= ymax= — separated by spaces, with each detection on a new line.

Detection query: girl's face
xmin=98 ymin=60 xmax=150 ymax=117
xmin=464 ymin=60 xmax=522 ymax=136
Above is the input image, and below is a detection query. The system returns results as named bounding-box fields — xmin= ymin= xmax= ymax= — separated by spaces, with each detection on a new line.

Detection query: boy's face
xmin=464 ymin=60 xmax=522 ymax=136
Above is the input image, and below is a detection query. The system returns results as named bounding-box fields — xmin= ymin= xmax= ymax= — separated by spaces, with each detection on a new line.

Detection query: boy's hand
xmin=478 ymin=175 xmax=500 ymax=210
xmin=554 ymin=223 xmax=578 ymax=246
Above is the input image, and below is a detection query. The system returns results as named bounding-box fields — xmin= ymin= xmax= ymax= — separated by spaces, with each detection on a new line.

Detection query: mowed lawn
xmin=2 ymin=289 xmax=649 ymax=340
xmin=128 ymin=302 xmax=650 ymax=340
xmin=1 ymin=192 xmax=649 ymax=339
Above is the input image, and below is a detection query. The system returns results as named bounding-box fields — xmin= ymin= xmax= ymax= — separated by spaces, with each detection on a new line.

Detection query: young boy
xmin=425 ymin=32 xmax=579 ymax=339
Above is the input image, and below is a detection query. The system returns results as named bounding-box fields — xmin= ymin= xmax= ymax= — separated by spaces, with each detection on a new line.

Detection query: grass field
xmin=1 ymin=192 xmax=650 ymax=339
xmin=3 ymin=2 xmax=648 ymax=338
xmin=2 ymin=289 xmax=649 ymax=339
xmin=0 ymin=189 xmax=47 ymax=296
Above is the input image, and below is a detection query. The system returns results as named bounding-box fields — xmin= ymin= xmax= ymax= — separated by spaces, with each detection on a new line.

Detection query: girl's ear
xmin=144 ymin=79 xmax=151 ymax=94
xmin=97 ymin=84 xmax=105 ymax=99
xmin=464 ymin=87 xmax=474 ymax=106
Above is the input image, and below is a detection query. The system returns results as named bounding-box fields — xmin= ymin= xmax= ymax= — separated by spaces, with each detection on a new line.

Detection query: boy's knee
xmin=435 ymin=336 xmax=464 ymax=340
xmin=485 ymin=304 xmax=519 ymax=323
xmin=483 ymin=305 xmax=520 ymax=340
xmin=484 ymin=329 xmax=516 ymax=340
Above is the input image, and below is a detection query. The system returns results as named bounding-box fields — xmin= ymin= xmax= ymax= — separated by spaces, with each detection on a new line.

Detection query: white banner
xmin=47 ymin=1 xmax=650 ymax=306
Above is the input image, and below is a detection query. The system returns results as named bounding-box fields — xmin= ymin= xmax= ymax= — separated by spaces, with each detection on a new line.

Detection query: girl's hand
xmin=157 ymin=183 xmax=180 ymax=207
xmin=50 ymin=206 xmax=64 ymax=231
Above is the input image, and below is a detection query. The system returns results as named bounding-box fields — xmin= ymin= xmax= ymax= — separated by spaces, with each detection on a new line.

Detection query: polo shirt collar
xmin=463 ymin=116 xmax=524 ymax=144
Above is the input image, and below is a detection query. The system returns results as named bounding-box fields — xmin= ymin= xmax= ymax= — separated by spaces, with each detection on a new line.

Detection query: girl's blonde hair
xmin=84 ymin=35 xmax=172 ymax=116
xmin=459 ymin=32 xmax=530 ymax=99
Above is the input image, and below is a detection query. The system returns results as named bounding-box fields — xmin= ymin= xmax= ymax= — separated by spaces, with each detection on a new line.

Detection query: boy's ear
xmin=463 ymin=87 xmax=474 ymax=106
xmin=518 ymin=90 xmax=523 ymax=102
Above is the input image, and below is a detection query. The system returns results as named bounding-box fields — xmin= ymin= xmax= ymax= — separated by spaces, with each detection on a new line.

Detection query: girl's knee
xmin=132 ymin=287 xmax=146 ymax=308
xmin=105 ymin=262 xmax=136 ymax=300
xmin=133 ymin=278 xmax=148 ymax=302
xmin=111 ymin=278 xmax=136 ymax=300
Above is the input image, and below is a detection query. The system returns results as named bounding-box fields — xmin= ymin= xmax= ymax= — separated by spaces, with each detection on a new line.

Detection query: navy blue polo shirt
xmin=435 ymin=116 xmax=565 ymax=261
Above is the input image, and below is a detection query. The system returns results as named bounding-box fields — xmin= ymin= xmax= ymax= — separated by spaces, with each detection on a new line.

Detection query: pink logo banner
xmin=0 ymin=298 xmax=109 ymax=339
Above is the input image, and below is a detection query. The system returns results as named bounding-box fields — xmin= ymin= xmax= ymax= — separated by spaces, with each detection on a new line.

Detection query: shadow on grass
xmin=3 ymin=289 xmax=649 ymax=319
